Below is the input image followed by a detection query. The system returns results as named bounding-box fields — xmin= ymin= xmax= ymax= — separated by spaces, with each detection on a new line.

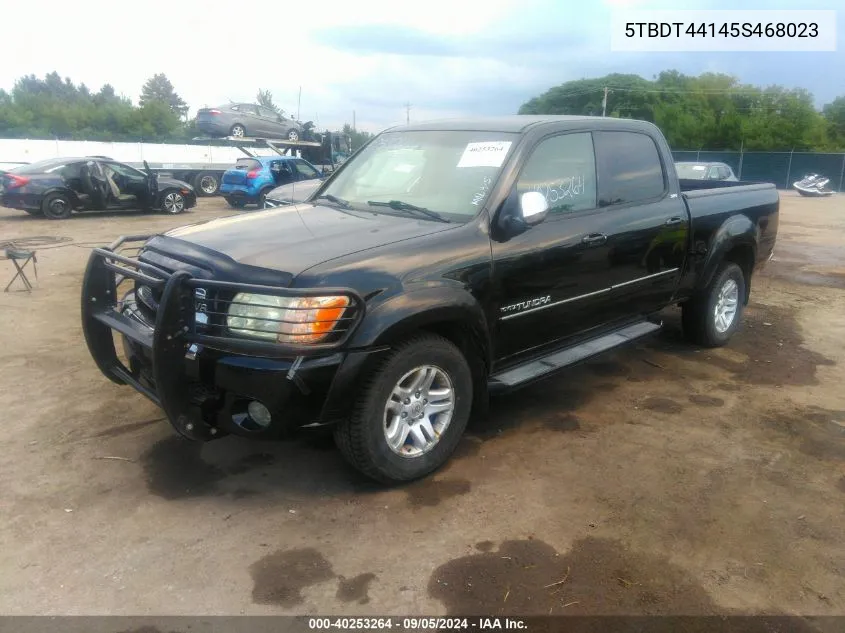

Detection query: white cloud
xmin=2 ymin=0 xmax=841 ymax=132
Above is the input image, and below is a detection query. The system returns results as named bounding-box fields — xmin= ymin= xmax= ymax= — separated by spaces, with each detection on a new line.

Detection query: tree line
xmin=0 ymin=72 xmax=372 ymax=149
xmin=519 ymin=70 xmax=845 ymax=152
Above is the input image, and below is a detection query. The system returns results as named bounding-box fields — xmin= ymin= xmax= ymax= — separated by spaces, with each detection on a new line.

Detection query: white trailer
xmin=0 ymin=136 xmax=323 ymax=196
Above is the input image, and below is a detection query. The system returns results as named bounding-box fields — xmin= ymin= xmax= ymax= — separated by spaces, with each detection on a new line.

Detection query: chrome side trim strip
xmin=609 ymin=267 xmax=680 ymax=290
xmin=499 ymin=267 xmax=680 ymax=321
xmin=500 ymin=288 xmax=610 ymax=321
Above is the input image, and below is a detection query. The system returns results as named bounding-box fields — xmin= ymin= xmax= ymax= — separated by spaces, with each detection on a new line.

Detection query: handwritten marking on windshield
xmin=471 ymin=176 xmax=493 ymax=206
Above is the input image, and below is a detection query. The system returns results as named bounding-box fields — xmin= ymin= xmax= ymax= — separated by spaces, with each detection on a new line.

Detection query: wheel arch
xmin=346 ymin=287 xmax=493 ymax=419
xmin=696 ymin=216 xmax=757 ymax=305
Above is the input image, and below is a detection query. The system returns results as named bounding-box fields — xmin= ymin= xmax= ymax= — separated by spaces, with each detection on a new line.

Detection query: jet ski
xmin=793 ymin=173 xmax=835 ymax=197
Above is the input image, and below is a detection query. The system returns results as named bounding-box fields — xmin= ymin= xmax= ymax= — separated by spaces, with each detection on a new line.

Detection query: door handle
xmin=664 ymin=217 xmax=684 ymax=226
xmin=581 ymin=233 xmax=607 ymax=246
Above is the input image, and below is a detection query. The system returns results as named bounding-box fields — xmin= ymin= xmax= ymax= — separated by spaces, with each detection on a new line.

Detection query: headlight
xmin=226 ymin=292 xmax=350 ymax=343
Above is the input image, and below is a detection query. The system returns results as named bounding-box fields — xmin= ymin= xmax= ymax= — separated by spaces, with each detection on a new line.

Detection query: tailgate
xmin=222 ymin=170 xmax=248 ymax=185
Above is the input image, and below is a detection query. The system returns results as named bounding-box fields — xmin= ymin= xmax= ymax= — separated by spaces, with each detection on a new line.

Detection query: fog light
xmin=247 ymin=401 xmax=272 ymax=428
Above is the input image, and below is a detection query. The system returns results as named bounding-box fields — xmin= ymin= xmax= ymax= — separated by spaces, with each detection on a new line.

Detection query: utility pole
xmin=296 ymin=86 xmax=301 ymax=121
xmin=353 ymin=110 xmax=356 ymax=132
xmin=602 ymin=87 xmax=608 ymax=117
xmin=405 ymin=102 xmax=411 ymax=124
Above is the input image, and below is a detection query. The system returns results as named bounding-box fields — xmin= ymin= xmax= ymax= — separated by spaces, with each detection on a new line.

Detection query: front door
xmin=102 ymin=161 xmax=146 ymax=208
xmin=491 ymin=131 xmax=613 ymax=364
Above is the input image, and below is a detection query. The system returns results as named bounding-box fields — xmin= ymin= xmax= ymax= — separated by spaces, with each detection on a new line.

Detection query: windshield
xmin=319 ymin=130 xmax=518 ymax=221
xmin=675 ymin=163 xmax=708 ymax=179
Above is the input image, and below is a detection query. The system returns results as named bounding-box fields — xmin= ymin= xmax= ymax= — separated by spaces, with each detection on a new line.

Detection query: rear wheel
xmin=257 ymin=187 xmax=273 ymax=208
xmin=682 ymin=262 xmax=746 ymax=347
xmin=41 ymin=193 xmax=72 ymax=220
xmin=287 ymin=129 xmax=300 ymax=142
xmin=334 ymin=334 xmax=472 ymax=484
xmin=230 ymin=124 xmax=246 ymax=138
xmin=194 ymin=172 xmax=219 ymax=196
xmin=160 ymin=191 xmax=186 ymax=214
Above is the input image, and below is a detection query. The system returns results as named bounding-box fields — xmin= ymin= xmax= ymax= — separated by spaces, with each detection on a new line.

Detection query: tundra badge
xmin=500 ymin=295 xmax=552 ymax=315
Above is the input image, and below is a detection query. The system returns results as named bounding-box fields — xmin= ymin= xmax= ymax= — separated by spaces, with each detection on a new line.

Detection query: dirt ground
xmin=0 ymin=192 xmax=843 ymax=617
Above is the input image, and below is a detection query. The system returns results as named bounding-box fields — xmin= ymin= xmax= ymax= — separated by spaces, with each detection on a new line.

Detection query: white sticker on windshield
xmin=457 ymin=141 xmax=512 ymax=168
xmin=692 ymin=165 xmax=706 ymax=171
xmin=393 ymin=164 xmax=416 ymax=172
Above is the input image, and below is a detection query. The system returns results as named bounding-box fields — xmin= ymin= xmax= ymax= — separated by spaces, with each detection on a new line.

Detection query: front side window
xmin=516 ymin=132 xmax=597 ymax=215
xmin=293 ymin=160 xmax=320 ymax=179
xmin=320 ymin=130 xmax=519 ymax=221
xmin=594 ymin=131 xmax=665 ymax=206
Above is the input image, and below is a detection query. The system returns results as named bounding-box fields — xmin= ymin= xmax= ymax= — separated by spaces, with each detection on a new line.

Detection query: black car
xmin=0 ymin=157 xmax=196 ymax=220
xmin=81 ymin=115 xmax=779 ymax=483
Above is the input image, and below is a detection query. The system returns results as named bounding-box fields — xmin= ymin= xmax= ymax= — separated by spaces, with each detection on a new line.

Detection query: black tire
xmin=41 ymin=193 xmax=72 ymax=220
xmin=194 ymin=172 xmax=219 ymax=196
xmin=682 ymin=262 xmax=746 ymax=347
xmin=287 ymin=128 xmax=300 ymax=142
xmin=159 ymin=191 xmax=186 ymax=214
xmin=225 ymin=197 xmax=247 ymax=209
xmin=230 ymin=123 xmax=246 ymax=138
xmin=334 ymin=334 xmax=473 ymax=484
xmin=257 ymin=187 xmax=273 ymax=208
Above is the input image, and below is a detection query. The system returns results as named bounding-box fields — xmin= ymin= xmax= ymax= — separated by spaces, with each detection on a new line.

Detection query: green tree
xmin=139 ymin=73 xmax=188 ymax=118
xmin=823 ymin=96 xmax=845 ymax=147
xmin=518 ymin=71 xmax=845 ymax=151
xmin=342 ymin=123 xmax=373 ymax=151
xmin=256 ymin=89 xmax=284 ymax=115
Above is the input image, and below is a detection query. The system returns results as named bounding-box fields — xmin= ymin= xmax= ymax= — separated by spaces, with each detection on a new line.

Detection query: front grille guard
xmin=81 ymin=234 xmax=365 ymax=440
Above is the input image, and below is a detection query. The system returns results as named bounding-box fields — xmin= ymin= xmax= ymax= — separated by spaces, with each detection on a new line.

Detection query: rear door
xmin=591 ymin=130 xmax=688 ymax=320
xmin=236 ymin=104 xmax=263 ymax=136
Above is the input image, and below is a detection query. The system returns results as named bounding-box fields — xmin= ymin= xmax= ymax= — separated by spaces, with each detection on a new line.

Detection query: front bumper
xmin=81 ymin=236 xmax=376 ymax=441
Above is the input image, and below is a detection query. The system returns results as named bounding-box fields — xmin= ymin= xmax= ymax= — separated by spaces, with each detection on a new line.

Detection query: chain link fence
xmin=671 ymin=150 xmax=845 ymax=191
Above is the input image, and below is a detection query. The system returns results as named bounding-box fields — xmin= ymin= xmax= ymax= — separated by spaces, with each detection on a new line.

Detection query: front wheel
xmin=334 ymin=334 xmax=473 ymax=484
xmin=287 ymin=129 xmax=300 ymax=142
xmin=682 ymin=262 xmax=746 ymax=347
xmin=225 ymin=197 xmax=247 ymax=209
xmin=160 ymin=191 xmax=186 ymax=214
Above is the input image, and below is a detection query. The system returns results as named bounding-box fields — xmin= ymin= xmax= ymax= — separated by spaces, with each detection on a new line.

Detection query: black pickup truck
xmin=81 ymin=115 xmax=778 ymax=483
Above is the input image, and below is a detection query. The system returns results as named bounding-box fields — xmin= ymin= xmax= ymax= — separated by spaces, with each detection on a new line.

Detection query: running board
xmin=489 ymin=321 xmax=661 ymax=390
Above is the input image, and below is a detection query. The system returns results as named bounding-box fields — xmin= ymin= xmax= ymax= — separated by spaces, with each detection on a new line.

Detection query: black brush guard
xmin=81 ymin=235 xmax=364 ymax=441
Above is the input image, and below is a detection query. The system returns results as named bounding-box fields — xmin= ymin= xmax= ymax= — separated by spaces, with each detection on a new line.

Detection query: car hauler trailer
xmin=0 ymin=136 xmax=324 ymax=196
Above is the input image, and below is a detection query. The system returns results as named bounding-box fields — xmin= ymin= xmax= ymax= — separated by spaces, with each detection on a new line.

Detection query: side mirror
xmin=519 ymin=191 xmax=549 ymax=226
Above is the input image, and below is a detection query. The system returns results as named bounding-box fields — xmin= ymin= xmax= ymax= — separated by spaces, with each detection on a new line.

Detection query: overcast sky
xmin=0 ymin=0 xmax=842 ymax=133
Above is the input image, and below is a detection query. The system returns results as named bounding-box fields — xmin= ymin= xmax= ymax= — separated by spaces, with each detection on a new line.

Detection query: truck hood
xmin=162 ymin=203 xmax=456 ymax=278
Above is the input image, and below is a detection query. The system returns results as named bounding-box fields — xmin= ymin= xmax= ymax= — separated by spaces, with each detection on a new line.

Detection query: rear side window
xmin=234 ymin=158 xmax=261 ymax=171
xmin=593 ymin=131 xmax=665 ymax=207
xmin=516 ymin=132 xmax=597 ymax=215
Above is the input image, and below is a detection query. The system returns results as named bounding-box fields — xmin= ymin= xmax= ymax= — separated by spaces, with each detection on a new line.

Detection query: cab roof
xmin=387 ymin=115 xmax=658 ymax=134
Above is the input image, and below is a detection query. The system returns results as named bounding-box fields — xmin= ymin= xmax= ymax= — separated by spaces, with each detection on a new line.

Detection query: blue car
xmin=220 ymin=156 xmax=324 ymax=208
